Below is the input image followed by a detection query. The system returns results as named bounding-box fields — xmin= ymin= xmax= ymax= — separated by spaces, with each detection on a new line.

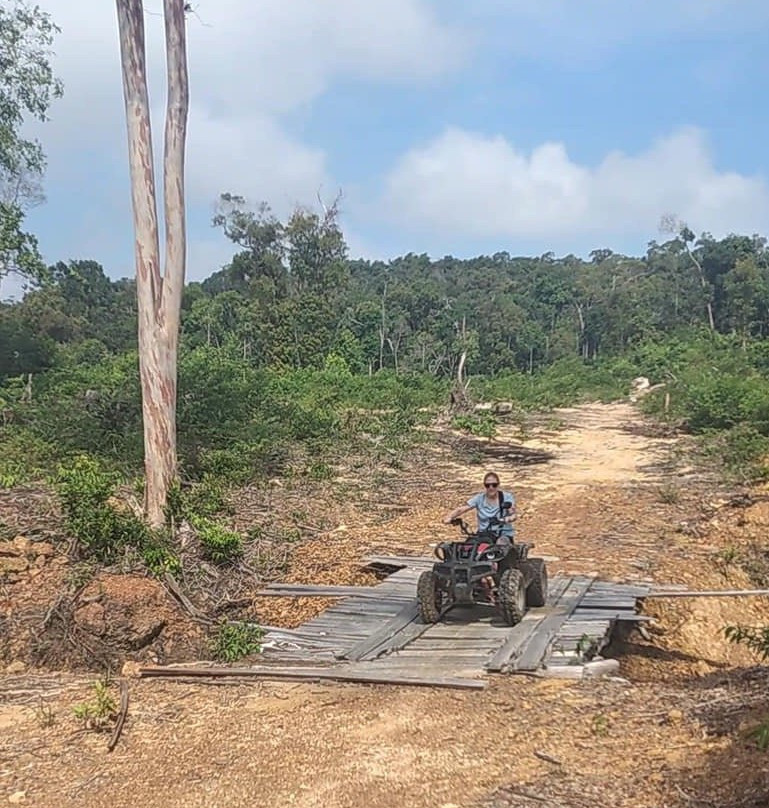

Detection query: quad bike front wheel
xmin=522 ymin=558 xmax=548 ymax=607
xmin=417 ymin=570 xmax=446 ymax=623
xmin=498 ymin=568 xmax=527 ymax=626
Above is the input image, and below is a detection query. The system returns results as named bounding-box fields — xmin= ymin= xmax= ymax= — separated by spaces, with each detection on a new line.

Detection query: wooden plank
xmin=363 ymin=555 xmax=434 ymax=567
xmin=566 ymin=611 xmax=653 ymax=621
xmin=418 ymin=624 xmax=507 ymax=640
xmin=411 ymin=636 xmax=507 ymax=647
xmin=261 ymin=634 xmax=346 ymax=648
xmin=340 ymin=601 xmax=421 ymax=661
xmin=389 ymin=649 xmax=493 ymax=659
xmin=400 ymin=639 xmax=501 ymax=651
xmin=259 ymin=651 xmax=340 ymax=663
xmin=582 ymin=592 xmax=638 ymax=609
xmin=645 ymin=588 xmax=769 ymax=598
xmin=324 ymin=604 xmax=407 ymax=617
xmin=257 ymin=584 xmax=413 ymax=600
xmin=138 ymin=664 xmax=487 ymax=690
xmin=358 ymin=619 xmax=433 ymax=660
xmin=511 ymin=577 xmax=596 ymax=672
xmin=555 ymin=624 xmax=612 ymax=637
xmin=297 ymin=621 xmax=370 ymax=634
xmin=588 ymin=584 xmax=650 ymax=596
xmin=486 ymin=576 xmax=573 ymax=673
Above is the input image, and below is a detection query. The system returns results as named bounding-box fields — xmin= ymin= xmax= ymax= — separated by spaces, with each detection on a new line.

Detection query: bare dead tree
xmin=449 ymin=316 xmax=471 ymax=411
xmin=316 ymin=187 xmax=343 ymax=224
xmin=660 ymin=213 xmax=715 ymax=332
xmin=116 ymin=0 xmax=189 ymax=527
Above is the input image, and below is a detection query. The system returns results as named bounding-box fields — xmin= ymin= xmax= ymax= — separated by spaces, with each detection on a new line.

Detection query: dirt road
xmin=3 ymin=402 xmax=769 ymax=808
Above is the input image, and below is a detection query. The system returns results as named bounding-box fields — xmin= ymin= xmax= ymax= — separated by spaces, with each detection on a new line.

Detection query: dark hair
xmin=483 ymin=472 xmax=500 ymax=485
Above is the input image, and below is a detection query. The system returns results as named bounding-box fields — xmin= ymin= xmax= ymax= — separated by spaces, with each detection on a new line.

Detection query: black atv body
xmin=417 ymin=512 xmax=548 ymax=626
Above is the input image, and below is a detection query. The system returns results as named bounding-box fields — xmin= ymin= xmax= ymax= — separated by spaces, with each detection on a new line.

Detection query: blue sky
xmin=13 ymin=0 xmax=769 ymax=291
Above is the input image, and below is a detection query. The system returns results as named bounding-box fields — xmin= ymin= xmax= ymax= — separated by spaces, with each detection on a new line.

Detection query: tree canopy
xmin=0 ymin=0 xmax=63 ymax=286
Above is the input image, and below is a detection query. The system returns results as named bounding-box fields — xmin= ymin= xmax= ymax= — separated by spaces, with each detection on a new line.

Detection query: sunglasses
xmin=484 ymin=481 xmax=499 ymax=488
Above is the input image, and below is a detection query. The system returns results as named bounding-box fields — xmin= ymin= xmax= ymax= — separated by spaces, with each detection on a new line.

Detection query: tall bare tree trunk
xmin=684 ymin=243 xmax=716 ymax=332
xmin=116 ymin=0 xmax=189 ymax=527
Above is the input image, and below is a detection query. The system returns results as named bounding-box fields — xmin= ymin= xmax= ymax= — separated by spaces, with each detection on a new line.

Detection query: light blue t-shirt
xmin=467 ymin=490 xmax=516 ymax=537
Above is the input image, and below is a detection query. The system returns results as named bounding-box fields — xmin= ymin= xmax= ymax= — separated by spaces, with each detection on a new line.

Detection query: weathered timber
xmin=565 ymin=610 xmax=653 ymax=621
xmin=137 ymin=664 xmax=487 ymax=690
xmin=257 ymin=567 xmax=652 ymax=678
xmin=257 ymin=584 xmax=412 ymax=600
xmin=510 ymin=577 xmax=595 ymax=672
xmin=486 ymin=577 xmax=573 ymax=673
xmin=340 ymin=601 xmax=422 ymax=661
xmin=645 ymin=588 xmax=769 ymax=598
xmin=363 ymin=555 xmax=434 ymax=568
xmin=577 ymin=599 xmax=640 ymax=609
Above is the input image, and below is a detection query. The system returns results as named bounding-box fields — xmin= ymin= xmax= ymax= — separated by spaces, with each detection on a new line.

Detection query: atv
xmin=417 ymin=504 xmax=548 ymax=626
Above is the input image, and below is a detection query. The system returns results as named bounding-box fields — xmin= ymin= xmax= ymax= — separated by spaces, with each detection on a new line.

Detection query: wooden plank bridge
xmin=244 ymin=555 xmax=652 ymax=689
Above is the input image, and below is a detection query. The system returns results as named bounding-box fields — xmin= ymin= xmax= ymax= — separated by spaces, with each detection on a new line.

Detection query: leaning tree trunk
xmin=116 ymin=0 xmax=189 ymax=527
xmin=685 ymin=244 xmax=716 ymax=332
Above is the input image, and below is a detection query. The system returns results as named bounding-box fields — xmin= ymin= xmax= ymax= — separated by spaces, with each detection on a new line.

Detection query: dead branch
xmin=107 ymin=680 xmax=130 ymax=752
xmin=162 ymin=572 xmax=215 ymax=625
xmin=534 ymin=750 xmax=563 ymax=765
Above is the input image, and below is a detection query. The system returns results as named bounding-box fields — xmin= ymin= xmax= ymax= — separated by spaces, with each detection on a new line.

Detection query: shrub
xmin=55 ymin=454 xmax=180 ymax=571
xmin=725 ymin=624 xmax=769 ymax=661
xmin=451 ymin=411 xmax=497 ymax=438
xmin=0 ymin=427 xmax=58 ymax=488
xmin=140 ymin=544 xmax=182 ymax=576
xmin=697 ymin=425 xmax=769 ymax=483
xmin=211 ymin=621 xmax=262 ymax=662
xmin=55 ymin=455 xmax=148 ymax=562
xmin=72 ymin=678 xmax=118 ymax=731
xmin=191 ymin=516 xmax=243 ymax=564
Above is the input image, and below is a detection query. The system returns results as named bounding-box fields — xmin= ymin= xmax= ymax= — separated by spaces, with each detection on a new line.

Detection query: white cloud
xmin=40 ymin=0 xmax=459 ymax=273
xmin=28 ymin=0 xmax=464 ymax=268
xmin=39 ymin=0 xmax=462 ymax=195
xmin=185 ymin=109 xmax=328 ymax=212
xmin=381 ymin=126 xmax=769 ymax=248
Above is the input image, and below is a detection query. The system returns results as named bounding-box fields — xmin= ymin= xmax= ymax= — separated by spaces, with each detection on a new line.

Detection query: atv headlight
xmin=482 ymin=546 xmax=506 ymax=562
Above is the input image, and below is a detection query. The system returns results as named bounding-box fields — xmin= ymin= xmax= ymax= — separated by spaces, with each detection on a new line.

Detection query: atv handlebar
xmin=450 ymin=515 xmax=508 ymax=539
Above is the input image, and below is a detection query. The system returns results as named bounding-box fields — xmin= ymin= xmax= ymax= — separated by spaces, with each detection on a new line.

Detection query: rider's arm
xmin=443 ymin=503 xmax=473 ymax=524
xmin=503 ymin=492 xmax=517 ymax=524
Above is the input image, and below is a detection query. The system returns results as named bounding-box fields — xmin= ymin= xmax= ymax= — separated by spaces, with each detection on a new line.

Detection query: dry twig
xmin=107 ymin=680 xmax=129 ymax=753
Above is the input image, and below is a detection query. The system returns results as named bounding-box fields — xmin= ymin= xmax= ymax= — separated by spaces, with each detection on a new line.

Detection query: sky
xmin=15 ymin=0 xmax=769 ymax=288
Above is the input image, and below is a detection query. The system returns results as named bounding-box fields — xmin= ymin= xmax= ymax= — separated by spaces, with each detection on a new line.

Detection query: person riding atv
xmin=442 ymin=471 xmax=517 ymax=549
xmin=417 ymin=470 xmax=547 ymax=625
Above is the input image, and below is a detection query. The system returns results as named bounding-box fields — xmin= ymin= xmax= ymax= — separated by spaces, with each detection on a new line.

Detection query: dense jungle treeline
xmin=2 ymin=197 xmax=769 ymax=488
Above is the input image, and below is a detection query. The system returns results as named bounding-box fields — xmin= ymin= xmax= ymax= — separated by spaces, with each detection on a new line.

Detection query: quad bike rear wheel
xmin=417 ymin=570 xmax=446 ymax=623
xmin=498 ymin=568 xmax=527 ymax=626
xmin=522 ymin=558 xmax=548 ymax=607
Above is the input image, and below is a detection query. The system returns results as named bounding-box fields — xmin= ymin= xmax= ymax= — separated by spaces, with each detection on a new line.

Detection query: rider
xmin=442 ymin=471 xmax=517 ymax=548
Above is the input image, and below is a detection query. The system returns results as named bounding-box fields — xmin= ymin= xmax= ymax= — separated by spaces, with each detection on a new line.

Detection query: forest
xmin=2 ymin=194 xmax=769 ymax=498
